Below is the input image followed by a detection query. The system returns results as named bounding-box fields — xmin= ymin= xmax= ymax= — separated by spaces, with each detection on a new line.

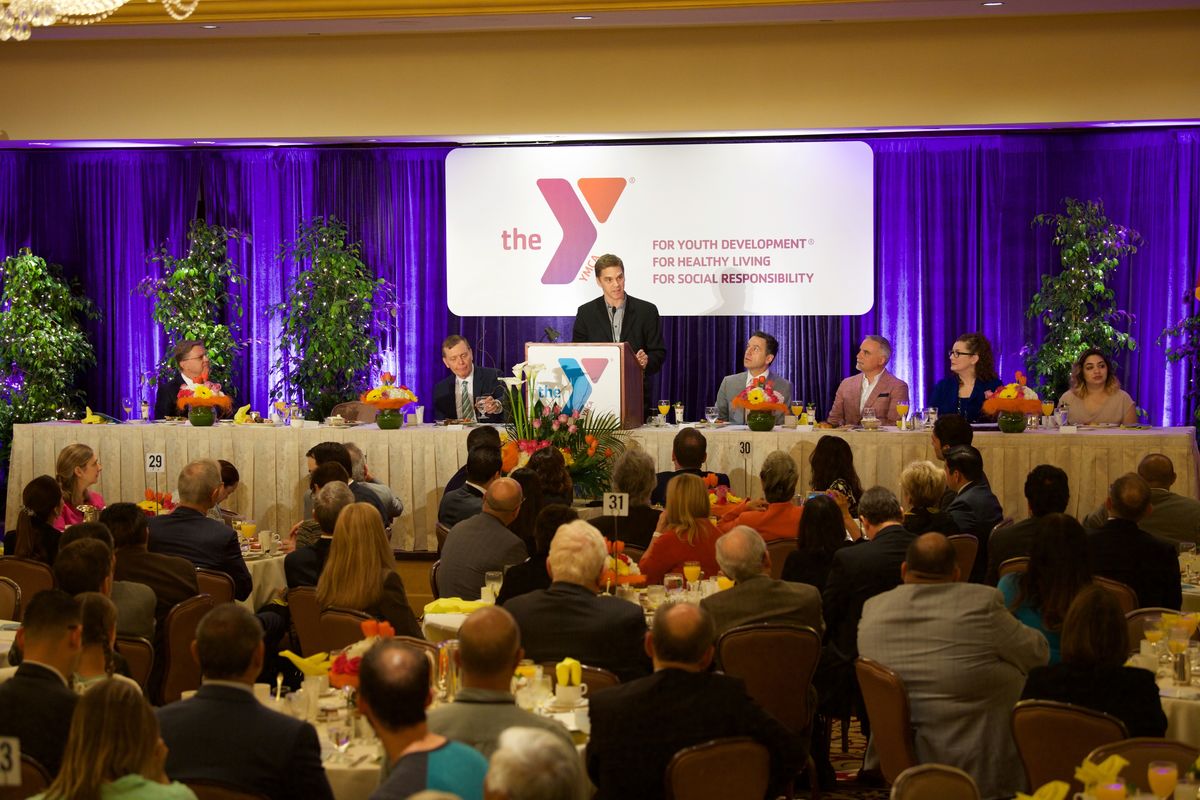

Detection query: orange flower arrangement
xmin=981 ymin=371 xmax=1044 ymax=416
xmin=360 ymin=372 xmax=418 ymax=410
xmin=177 ymin=373 xmax=233 ymax=412
xmin=731 ymin=375 xmax=788 ymax=414
xmin=600 ymin=540 xmax=647 ymax=589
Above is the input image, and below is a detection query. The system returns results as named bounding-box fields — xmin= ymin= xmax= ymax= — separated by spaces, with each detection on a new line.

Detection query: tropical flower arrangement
xmin=330 ymin=619 xmax=396 ymax=689
xmin=982 ymin=371 xmax=1044 ymax=433
xmin=137 ymin=488 xmax=176 ymax=517
xmin=499 ymin=361 xmax=627 ymax=498
xmin=176 ymin=377 xmax=233 ymax=413
xmin=600 ymin=540 xmax=646 ymax=589
xmin=732 ymin=374 xmax=788 ymax=431
xmin=360 ymin=372 xmax=418 ymax=429
xmin=705 ymin=473 xmax=743 ymax=509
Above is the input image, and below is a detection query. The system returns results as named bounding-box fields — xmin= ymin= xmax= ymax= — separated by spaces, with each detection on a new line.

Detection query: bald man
xmin=1083 ymin=453 xmax=1200 ymax=545
xmin=427 ymin=606 xmax=574 ymax=757
xmin=437 ymin=478 xmax=528 ymax=600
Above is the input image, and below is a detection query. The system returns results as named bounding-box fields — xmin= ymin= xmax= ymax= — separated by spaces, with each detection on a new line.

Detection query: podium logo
xmin=558 ymin=356 xmax=611 ymax=413
xmin=538 ymin=178 xmax=629 ymax=284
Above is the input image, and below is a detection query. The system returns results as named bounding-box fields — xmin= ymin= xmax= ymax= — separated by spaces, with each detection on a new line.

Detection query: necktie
xmin=460 ymin=380 xmax=474 ymax=420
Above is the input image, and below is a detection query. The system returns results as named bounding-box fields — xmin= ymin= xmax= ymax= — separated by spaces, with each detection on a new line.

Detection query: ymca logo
xmin=557 ymin=356 xmax=611 ymax=413
xmin=538 ymin=178 xmax=628 ymax=284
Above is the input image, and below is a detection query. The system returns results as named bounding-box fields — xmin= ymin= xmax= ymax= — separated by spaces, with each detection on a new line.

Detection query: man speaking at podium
xmin=571 ymin=254 xmax=666 ymax=416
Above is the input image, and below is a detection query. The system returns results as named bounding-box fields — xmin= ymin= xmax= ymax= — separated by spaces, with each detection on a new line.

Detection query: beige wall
xmin=2 ymin=10 xmax=1198 ymax=141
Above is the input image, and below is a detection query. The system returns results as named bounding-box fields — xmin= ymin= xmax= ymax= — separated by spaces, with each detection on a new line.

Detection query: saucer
xmin=542 ymin=697 xmax=589 ymax=713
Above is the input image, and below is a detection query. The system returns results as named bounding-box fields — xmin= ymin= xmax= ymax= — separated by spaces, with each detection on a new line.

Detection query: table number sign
xmin=602 ymin=492 xmax=630 ymax=517
xmin=145 ymin=452 xmax=165 ymax=473
xmin=0 ymin=736 xmax=21 ymax=786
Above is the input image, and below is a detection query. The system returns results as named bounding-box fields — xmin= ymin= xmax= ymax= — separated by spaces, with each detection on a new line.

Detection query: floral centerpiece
xmin=706 ymin=474 xmax=744 ymax=513
xmin=360 ymin=372 xmax=418 ymax=430
xmin=982 ymin=371 xmax=1044 ymax=433
xmin=732 ymin=375 xmax=788 ymax=432
xmin=176 ymin=375 xmax=233 ymax=427
xmin=137 ymin=489 xmax=176 ymax=517
xmin=330 ymin=619 xmax=396 ymax=689
xmin=600 ymin=540 xmax=647 ymax=590
xmin=499 ymin=362 xmax=627 ymax=498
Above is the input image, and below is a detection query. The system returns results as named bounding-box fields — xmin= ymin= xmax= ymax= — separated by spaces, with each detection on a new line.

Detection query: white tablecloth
xmin=0 ymin=621 xmax=16 ymax=662
xmin=422 ymin=612 xmax=467 ymax=643
xmin=1158 ymin=675 xmax=1200 ymax=746
xmin=243 ymin=553 xmax=287 ymax=610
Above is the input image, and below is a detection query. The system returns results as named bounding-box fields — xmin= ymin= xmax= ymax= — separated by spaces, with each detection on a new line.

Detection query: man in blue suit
xmin=944 ymin=445 xmax=1004 ymax=583
xmin=432 ymin=335 xmax=504 ymax=422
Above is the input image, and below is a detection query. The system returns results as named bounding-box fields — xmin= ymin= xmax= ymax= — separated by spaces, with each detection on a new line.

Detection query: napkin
xmin=556 ymin=658 xmax=582 ymax=687
xmin=1015 ymin=780 xmax=1069 ymax=800
xmin=1075 ymin=755 xmax=1129 ymax=788
xmin=280 ymin=650 xmax=331 ymax=677
xmin=423 ymin=598 xmax=489 ymax=615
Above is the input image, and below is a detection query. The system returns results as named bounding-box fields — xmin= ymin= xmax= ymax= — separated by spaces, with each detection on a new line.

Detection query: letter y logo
xmin=538 ymin=177 xmax=628 ymax=284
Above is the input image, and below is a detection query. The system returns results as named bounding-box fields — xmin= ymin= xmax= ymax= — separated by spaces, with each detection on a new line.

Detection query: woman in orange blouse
xmin=639 ymin=473 xmax=722 ymax=584
xmin=717 ymin=450 xmax=802 ymax=540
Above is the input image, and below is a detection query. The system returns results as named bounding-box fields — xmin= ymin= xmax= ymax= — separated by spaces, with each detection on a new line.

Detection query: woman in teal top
xmin=35 ymin=679 xmax=196 ymax=800
xmin=998 ymin=513 xmax=1092 ymax=665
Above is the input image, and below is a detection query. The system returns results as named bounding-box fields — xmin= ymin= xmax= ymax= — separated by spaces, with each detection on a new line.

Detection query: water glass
xmin=122 ymin=397 xmax=133 ymax=420
xmin=705 ymin=406 xmax=719 ymax=424
xmin=673 ymin=402 xmax=685 ymax=425
xmin=924 ymin=407 xmax=938 ymax=426
xmin=645 ymin=584 xmax=666 ymax=609
xmin=663 ymin=573 xmax=685 ymax=595
xmin=805 ymin=403 xmax=816 ymax=424
xmin=484 ymin=570 xmax=504 ymax=600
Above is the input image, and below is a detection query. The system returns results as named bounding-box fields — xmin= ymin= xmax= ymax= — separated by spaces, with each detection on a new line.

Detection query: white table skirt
xmin=242 ymin=553 xmax=287 ymax=610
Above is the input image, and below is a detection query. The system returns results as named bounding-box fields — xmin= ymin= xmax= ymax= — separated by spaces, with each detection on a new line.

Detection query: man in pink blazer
xmin=825 ymin=335 xmax=910 ymax=426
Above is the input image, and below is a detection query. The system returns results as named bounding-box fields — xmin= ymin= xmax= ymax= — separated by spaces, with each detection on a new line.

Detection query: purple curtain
xmin=0 ymin=128 xmax=1197 ymax=426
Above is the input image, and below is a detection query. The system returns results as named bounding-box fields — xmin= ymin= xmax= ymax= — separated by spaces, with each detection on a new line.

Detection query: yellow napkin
xmin=423 ymin=598 xmax=489 ymax=615
xmin=280 ymin=650 xmax=330 ymax=677
xmin=716 ymin=576 xmax=734 ymax=591
xmin=556 ymin=658 xmax=582 ymax=687
xmin=81 ymin=407 xmax=104 ymax=424
xmin=1015 ymin=780 xmax=1069 ymax=800
xmin=233 ymin=403 xmax=252 ymax=423
xmin=1075 ymin=755 xmax=1129 ymax=788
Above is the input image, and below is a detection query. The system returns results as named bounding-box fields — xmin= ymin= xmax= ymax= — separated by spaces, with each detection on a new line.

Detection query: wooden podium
xmin=525 ymin=342 xmax=643 ymax=430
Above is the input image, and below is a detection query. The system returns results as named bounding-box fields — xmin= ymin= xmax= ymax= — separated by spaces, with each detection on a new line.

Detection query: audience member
xmin=504 ymin=521 xmax=651 ymax=681
xmin=0 ymin=590 xmax=82 ymax=775
xmin=591 ymin=449 xmax=661 ymax=548
xmin=651 ymin=427 xmax=730 ymax=506
xmin=700 ymin=526 xmax=823 ymax=637
xmin=587 ymin=603 xmax=803 ymax=800
xmin=639 ymin=474 xmax=722 ymax=585
xmin=148 ymin=459 xmax=252 ymax=601
xmin=930 ymin=414 xmax=975 ymax=508
xmin=285 ymin=481 xmax=355 ymax=588
xmin=316 ymin=503 xmax=422 ymax=638
xmin=485 ymin=727 xmax=585 ymax=800
xmin=497 ymin=505 xmax=578 ymax=606
xmin=716 ymin=451 xmax=803 ymax=540
xmin=7 ymin=474 xmax=63 ymax=561
xmin=103 ymin=503 xmax=199 ymax=627
xmin=35 ymin=679 xmax=194 ymax=800
xmin=207 ymin=458 xmax=242 ymax=526
xmin=781 ymin=494 xmax=852 ymax=591
xmin=439 ymin=446 xmax=502 ymax=528
xmin=987 ymin=465 xmax=1069 ymax=584
xmin=306 ymin=441 xmax=390 ymax=524
xmin=294 ymin=462 xmax=352 ymax=548
xmin=507 ymin=467 xmax=545 ymax=557
xmin=54 ymin=536 xmax=155 ymax=640
xmin=528 ymin=447 xmax=573 ymax=507
xmin=346 ymin=442 xmax=405 ymax=528
xmin=427 ymin=606 xmax=574 ymax=757
xmin=1083 ymin=453 xmax=1200 ymax=545
xmin=899 ymin=460 xmax=957 ymax=536
xmin=438 ymin=478 xmax=528 ymax=600
xmin=444 ymin=427 xmax=502 ymax=494
xmin=1021 ymin=585 xmax=1167 ymax=737
xmin=358 ymin=640 xmax=488 ymax=800
xmin=1086 ymin=472 xmax=1182 ymax=609
xmin=998 ymin=514 xmax=1091 ymax=664
xmin=53 ymin=443 xmax=106 ymax=531
xmin=858 ymin=533 xmax=1048 ymax=800
xmin=809 ymin=435 xmax=863 ymax=517
xmin=944 ymin=445 xmax=1003 ymax=582
xmin=157 ymin=604 xmax=333 ymax=800
xmin=72 ymin=592 xmax=141 ymax=694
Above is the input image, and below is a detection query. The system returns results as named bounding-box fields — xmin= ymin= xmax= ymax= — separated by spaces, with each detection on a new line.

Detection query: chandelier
xmin=0 ymin=0 xmax=200 ymax=41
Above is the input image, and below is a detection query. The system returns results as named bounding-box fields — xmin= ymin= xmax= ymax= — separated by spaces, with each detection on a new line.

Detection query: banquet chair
xmin=430 ymin=560 xmax=442 ymax=600
xmin=890 ymin=764 xmax=980 ymax=800
xmin=185 ymin=780 xmax=270 ymax=800
xmin=855 ymin=657 xmax=917 ymax=785
xmin=320 ymin=607 xmax=373 ymax=652
xmin=396 ymin=635 xmax=440 ymax=680
xmin=997 ymin=557 xmax=1030 ymax=579
xmin=288 ymin=586 xmax=324 ymax=657
xmin=0 ymin=756 xmax=49 ymax=799
xmin=1094 ymin=576 xmax=1138 ymax=615
xmin=766 ymin=540 xmax=794 ymax=580
xmin=1011 ymin=700 xmax=1128 ymax=794
xmin=329 ymin=401 xmax=378 ymax=424
xmin=435 ymin=523 xmax=451 ymax=554
xmin=664 ymin=737 xmax=770 ymax=800
xmin=992 ymin=517 xmax=1014 ymax=533
xmin=946 ymin=535 xmax=978 ymax=583
xmin=0 ymin=557 xmax=54 ymax=620
xmin=159 ymin=594 xmax=216 ymax=705
xmin=115 ymin=635 xmax=155 ymax=691
xmin=1125 ymin=607 xmax=1197 ymax=654
xmin=195 ymin=568 xmax=236 ymax=605
xmin=1088 ymin=738 xmax=1199 ymax=785
xmin=0 ymin=575 xmax=20 ymax=621
xmin=540 ymin=661 xmax=621 ymax=694
xmin=623 ymin=545 xmax=646 ymax=564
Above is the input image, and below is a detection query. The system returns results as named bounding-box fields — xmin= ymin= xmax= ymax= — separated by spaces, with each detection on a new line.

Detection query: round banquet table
xmin=241 ymin=552 xmax=287 ymax=610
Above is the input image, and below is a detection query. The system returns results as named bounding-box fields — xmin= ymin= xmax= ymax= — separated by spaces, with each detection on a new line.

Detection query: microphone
xmin=543 ymin=326 xmax=561 ymax=343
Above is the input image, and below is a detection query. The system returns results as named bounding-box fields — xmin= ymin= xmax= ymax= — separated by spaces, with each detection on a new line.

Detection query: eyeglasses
xmin=181 ymin=353 xmax=210 ymax=363
xmin=948 ymin=350 xmax=976 ymax=358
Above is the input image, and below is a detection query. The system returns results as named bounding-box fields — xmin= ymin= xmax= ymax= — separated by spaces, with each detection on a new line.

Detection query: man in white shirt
xmin=432 ymin=335 xmax=504 ymax=422
xmin=714 ymin=331 xmax=793 ymax=425
xmin=825 ymin=335 xmax=910 ymax=427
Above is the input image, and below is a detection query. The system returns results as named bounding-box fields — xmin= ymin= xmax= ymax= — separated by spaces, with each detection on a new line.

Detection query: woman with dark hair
xmin=528 ymin=446 xmax=573 ymax=506
xmin=1057 ymin=348 xmax=1137 ymax=425
xmin=507 ymin=467 xmax=545 ymax=557
xmin=6 ymin=474 xmax=64 ymax=562
xmin=809 ymin=436 xmax=863 ymax=518
xmin=999 ymin=514 xmax=1092 ymax=664
xmin=1021 ymin=584 xmax=1167 ymax=737
xmin=929 ymin=332 xmax=1003 ymax=423
xmin=782 ymin=494 xmax=851 ymax=590
xmin=497 ymin=504 xmax=579 ymax=606
xmin=207 ymin=459 xmax=242 ymax=525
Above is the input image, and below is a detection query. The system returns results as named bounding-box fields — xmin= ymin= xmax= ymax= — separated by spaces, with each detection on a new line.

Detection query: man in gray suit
xmin=1082 ymin=453 xmax=1200 ymax=545
xmin=714 ymin=331 xmax=792 ymax=425
xmin=700 ymin=525 xmax=824 ymax=638
xmin=437 ymin=477 xmax=527 ymax=600
xmin=858 ymin=533 xmax=1048 ymax=800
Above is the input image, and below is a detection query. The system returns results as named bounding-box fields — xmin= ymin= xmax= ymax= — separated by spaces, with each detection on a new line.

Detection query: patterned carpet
xmin=818 ymin=716 xmax=889 ymax=800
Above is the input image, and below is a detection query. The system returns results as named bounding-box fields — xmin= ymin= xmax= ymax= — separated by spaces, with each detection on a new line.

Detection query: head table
xmin=6 ymin=421 xmax=1197 ymax=551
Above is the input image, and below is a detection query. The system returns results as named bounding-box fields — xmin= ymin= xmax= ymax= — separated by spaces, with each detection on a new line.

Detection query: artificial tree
xmin=1159 ymin=287 xmax=1200 ymax=425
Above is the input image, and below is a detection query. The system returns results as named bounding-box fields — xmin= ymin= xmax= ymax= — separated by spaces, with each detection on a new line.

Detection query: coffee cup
xmin=555 ymin=682 xmax=588 ymax=708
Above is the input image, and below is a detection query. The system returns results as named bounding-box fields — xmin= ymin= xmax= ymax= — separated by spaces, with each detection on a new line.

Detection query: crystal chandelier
xmin=0 ymin=0 xmax=201 ymax=41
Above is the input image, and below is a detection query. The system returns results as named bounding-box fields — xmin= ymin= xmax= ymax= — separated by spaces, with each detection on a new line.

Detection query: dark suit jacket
xmin=781 ymin=541 xmax=852 ymax=592
xmin=572 ymin=294 xmax=666 ymax=411
xmin=587 ymin=668 xmax=804 ymax=800
xmin=363 ymin=571 xmax=423 ymax=639
xmin=432 ymin=367 xmax=504 ymax=422
xmin=0 ymin=663 xmax=78 ymax=776
xmin=651 ymin=468 xmax=730 ymax=507
xmin=154 ymin=371 xmax=186 ymax=419
xmin=115 ymin=544 xmax=201 ymax=625
xmin=438 ymin=483 xmax=485 ymax=528
xmin=945 ymin=481 xmax=1004 ymax=582
xmin=700 ymin=574 xmax=824 ymax=639
xmin=284 ymin=537 xmax=332 ymax=588
xmin=350 ymin=481 xmax=390 ymax=525
xmin=495 ymin=555 xmax=551 ymax=605
xmin=986 ymin=517 xmax=1040 ymax=585
xmin=504 ymin=581 xmax=651 ymax=682
xmin=158 ymin=683 xmax=333 ymax=800
xmin=822 ymin=525 xmax=915 ymax=666
xmin=590 ymin=505 xmax=662 ymax=550
xmin=1023 ymin=663 xmax=1167 ymax=738
xmin=1086 ymin=518 xmax=1182 ymax=610
xmin=148 ymin=507 xmax=252 ymax=601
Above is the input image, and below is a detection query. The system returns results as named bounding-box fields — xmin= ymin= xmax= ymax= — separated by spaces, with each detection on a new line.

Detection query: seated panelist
xmin=714 ymin=331 xmax=792 ymax=425
xmin=825 ymin=335 xmax=909 ymax=426
xmin=928 ymin=332 xmax=1002 ymax=423
xmin=432 ymin=334 xmax=504 ymax=422
xmin=153 ymin=339 xmax=231 ymax=420
xmin=1056 ymin=348 xmax=1137 ymax=425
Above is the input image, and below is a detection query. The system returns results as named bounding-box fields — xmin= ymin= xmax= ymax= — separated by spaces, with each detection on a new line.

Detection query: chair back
xmin=195 ymin=568 xmax=235 ymax=605
xmin=855 ymin=657 xmax=917 ymax=784
xmin=539 ymin=661 xmax=621 ymax=694
xmin=159 ymin=594 xmax=215 ymax=704
xmin=430 ymin=560 xmax=441 ymax=600
xmin=665 ymin=737 xmax=770 ymax=800
xmin=320 ymin=607 xmax=373 ymax=652
xmin=288 ymin=586 xmax=324 ymax=657
xmin=0 ymin=756 xmax=50 ymax=799
xmin=0 ymin=575 xmax=20 ymax=621
xmin=1094 ymin=576 xmax=1138 ymax=614
xmin=946 ymin=535 xmax=978 ymax=582
xmin=1125 ymin=607 xmax=1192 ymax=653
xmin=998 ymin=557 xmax=1030 ymax=579
xmin=1088 ymin=738 xmax=1200 ymax=785
xmin=185 ymin=780 xmax=271 ymax=800
xmin=115 ymin=635 xmax=155 ymax=690
xmin=993 ymin=517 xmax=1015 ymax=533
xmin=766 ymin=540 xmax=794 ymax=580
xmin=716 ymin=624 xmax=821 ymax=732
xmin=329 ymin=401 xmax=378 ymax=424
xmin=1011 ymin=700 xmax=1128 ymax=793
xmin=0 ymin=557 xmax=54 ymax=619
xmin=394 ymin=635 xmax=440 ymax=681
xmin=623 ymin=545 xmax=646 ymax=564
xmin=435 ymin=523 xmax=451 ymax=554
xmin=891 ymin=764 xmax=981 ymax=800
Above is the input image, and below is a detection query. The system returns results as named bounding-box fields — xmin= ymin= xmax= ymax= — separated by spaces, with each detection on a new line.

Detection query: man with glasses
xmin=154 ymin=339 xmax=218 ymax=419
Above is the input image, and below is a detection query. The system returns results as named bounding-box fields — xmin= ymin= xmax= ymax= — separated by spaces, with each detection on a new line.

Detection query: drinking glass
xmin=645 ymin=584 xmax=666 ymax=609
xmin=1056 ymin=406 xmax=1070 ymax=427
xmin=484 ymin=570 xmax=504 ymax=599
xmin=1145 ymin=616 xmax=1166 ymax=659
xmin=1093 ymin=779 xmax=1126 ymax=800
xmin=241 ymin=519 xmax=258 ymax=541
xmin=1149 ymin=761 xmax=1179 ymax=798
xmin=805 ymin=403 xmax=816 ymax=424
xmin=1041 ymin=400 xmax=1055 ymax=417
xmin=924 ymin=407 xmax=938 ymax=427
xmin=705 ymin=406 xmax=719 ymax=424
xmin=790 ymin=402 xmax=804 ymax=417
xmin=682 ymin=561 xmax=702 ymax=584
xmin=895 ymin=402 xmax=910 ymax=420
xmin=327 ymin=723 xmax=353 ymax=764
xmin=673 ymin=402 xmax=684 ymax=425
xmin=663 ymin=573 xmax=685 ymax=595
xmin=658 ymin=400 xmax=671 ymax=418
xmin=1168 ymin=626 xmax=1190 ymax=657
xmin=122 ymin=397 xmax=133 ymax=420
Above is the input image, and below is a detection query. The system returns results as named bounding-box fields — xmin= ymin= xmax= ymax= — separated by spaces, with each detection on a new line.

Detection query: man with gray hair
xmin=438 ymin=477 xmax=529 ymax=600
xmin=485 ymin=727 xmax=586 ymax=800
xmin=825 ymin=335 xmax=910 ymax=427
xmin=149 ymin=458 xmax=251 ymax=600
xmin=285 ymin=480 xmax=356 ymax=588
xmin=504 ymin=520 xmax=651 ymax=681
xmin=700 ymin=525 xmax=823 ymax=637
xmin=345 ymin=442 xmax=404 ymax=528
